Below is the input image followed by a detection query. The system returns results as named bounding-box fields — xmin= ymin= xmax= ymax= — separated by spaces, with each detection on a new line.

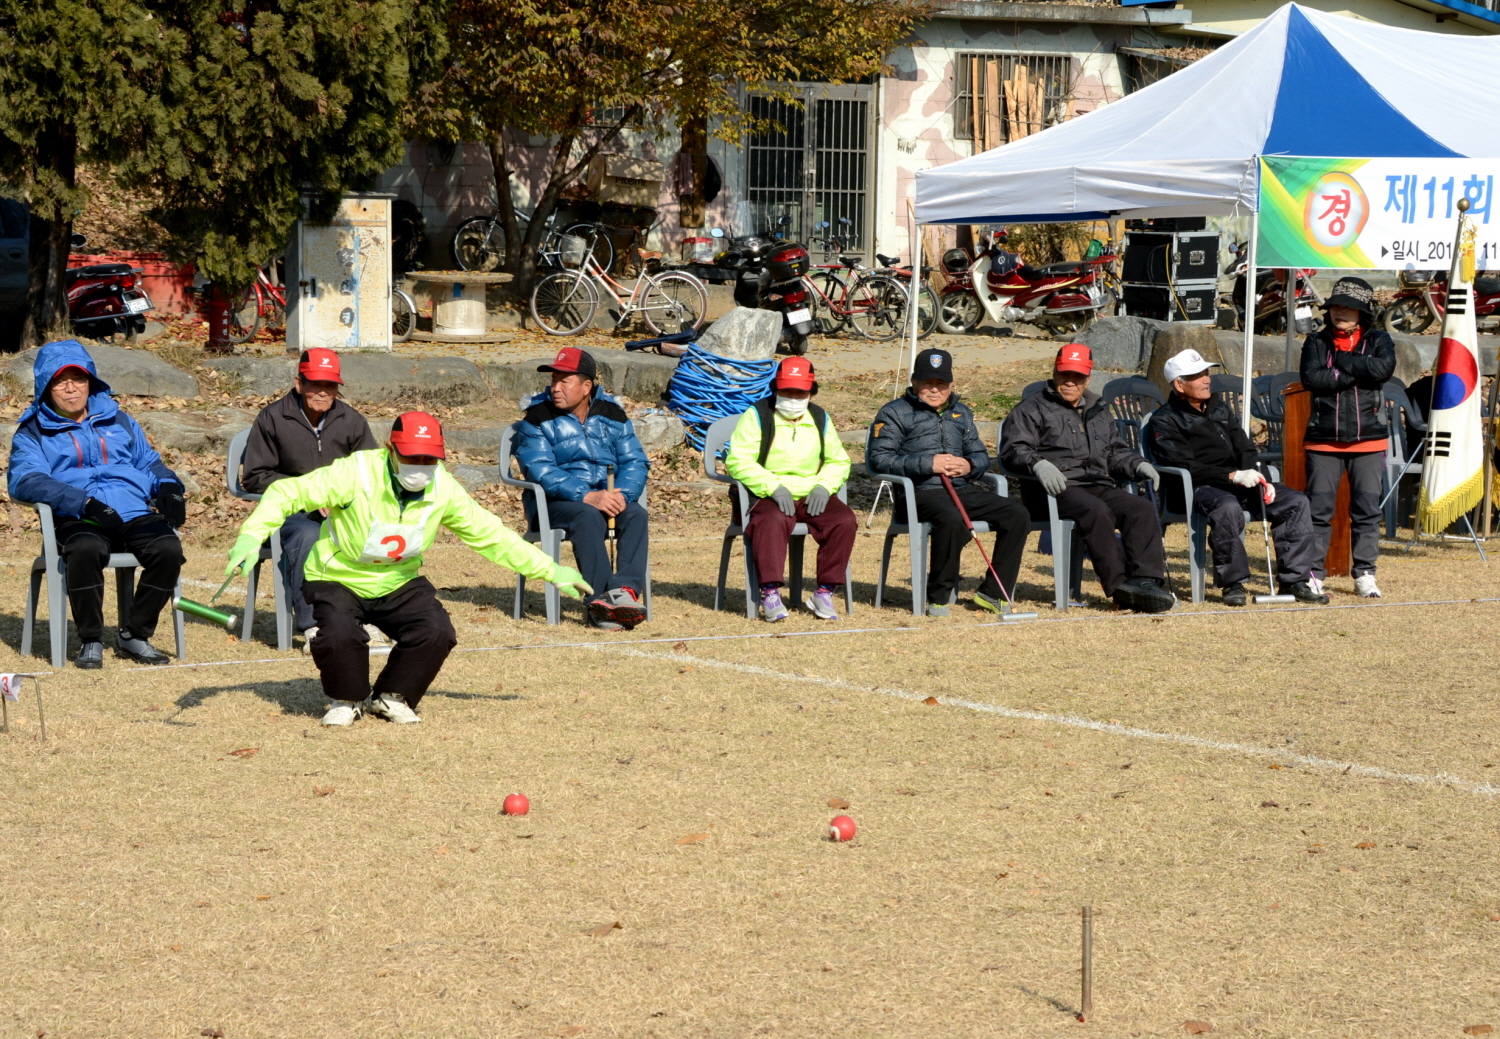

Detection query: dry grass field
xmin=1 ymin=505 xmax=1498 ymax=1039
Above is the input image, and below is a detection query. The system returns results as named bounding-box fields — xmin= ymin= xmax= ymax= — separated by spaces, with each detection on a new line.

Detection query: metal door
xmin=745 ymin=84 xmax=873 ymax=255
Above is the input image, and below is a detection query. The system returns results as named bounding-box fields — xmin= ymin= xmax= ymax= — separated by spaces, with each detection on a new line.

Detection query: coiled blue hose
xmin=666 ymin=344 xmax=778 ymax=450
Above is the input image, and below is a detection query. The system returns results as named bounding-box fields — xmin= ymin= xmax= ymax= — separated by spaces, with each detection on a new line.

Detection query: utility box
xmin=286 ymin=193 xmax=393 ymax=353
xmin=585 ymin=155 xmax=665 ymax=208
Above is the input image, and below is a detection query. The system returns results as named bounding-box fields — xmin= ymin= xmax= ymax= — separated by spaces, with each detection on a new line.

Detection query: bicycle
xmin=528 ymin=233 xmax=709 ymax=336
xmin=802 ymin=238 xmax=935 ymax=341
xmin=452 ymin=210 xmax=617 ymax=273
xmin=224 ymin=265 xmax=417 ymax=345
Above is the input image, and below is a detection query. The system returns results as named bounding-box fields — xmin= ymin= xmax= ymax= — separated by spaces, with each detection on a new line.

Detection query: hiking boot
xmin=587 ymin=613 xmax=624 ymax=632
xmin=589 ymin=586 xmax=647 ymax=629
xmin=972 ymin=590 xmax=1009 ymax=615
xmin=367 ymin=693 xmax=421 ymax=725
xmin=300 ymin=625 xmax=319 ymax=656
xmin=1221 ymin=583 xmax=1247 ymax=607
xmin=74 ymin=641 xmax=103 ymax=670
xmin=322 ymin=700 xmax=364 ymax=727
xmin=1354 ymin=574 xmax=1382 ymax=598
xmin=926 ymin=602 xmax=951 ymax=618
xmin=1114 ymin=577 xmax=1176 ymax=614
xmin=759 ymin=587 xmax=789 ymax=623
xmin=117 ymin=630 xmax=170 ymax=665
xmin=1288 ymin=580 xmax=1330 ymax=605
xmin=804 ymin=587 xmax=838 ymax=620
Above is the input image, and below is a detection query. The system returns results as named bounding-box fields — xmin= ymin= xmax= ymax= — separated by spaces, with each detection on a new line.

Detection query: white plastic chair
xmin=19 ymin=501 xmax=186 ymax=668
xmin=702 ymin=413 xmax=854 ymax=619
xmin=226 ymin=427 xmax=294 ymax=650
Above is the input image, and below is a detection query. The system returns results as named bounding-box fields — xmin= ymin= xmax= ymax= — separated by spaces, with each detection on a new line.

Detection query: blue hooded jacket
xmin=513 ymin=386 xmax=649 ymax=502
xmin=7 ymin=340 xmax=179 ymax=521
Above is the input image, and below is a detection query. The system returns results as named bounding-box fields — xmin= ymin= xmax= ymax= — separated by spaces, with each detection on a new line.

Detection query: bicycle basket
xmin=559 ymin=234 xmax=588 ymax=268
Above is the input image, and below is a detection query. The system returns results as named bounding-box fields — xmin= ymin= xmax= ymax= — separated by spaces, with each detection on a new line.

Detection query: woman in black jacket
xmin=1298 ymin=277 xmax=1396 ymax=598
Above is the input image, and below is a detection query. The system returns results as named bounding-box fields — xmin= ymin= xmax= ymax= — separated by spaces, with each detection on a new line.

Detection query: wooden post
xmin=969 ymin=56 xmax=983 ymax=153
xmin=985 ymin=59 xmax=1003 ymax=148
xmin=1281 ymin=382 xmax=1352 ymax=577
xmin=1080 ymin=906 xmax=1093 ymax=1021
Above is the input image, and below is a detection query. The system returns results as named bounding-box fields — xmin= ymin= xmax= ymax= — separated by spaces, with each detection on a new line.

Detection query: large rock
xmin=630 ymin=411 xmax=686 ymax=452
xmin=693 ymin=307 xmax=781 ymax=361
xmin=1077 ymin=315 xmax=1168 ymax=372
xmin=594 ymin=351 xmax=679 ymax=403
xmin=1212 ymin=329 xmax=1424 ymax=385
xmin=1145 ymin=324 xmax=1225 ymax=397
xmin=206 ymin=353 xmax=493 ymax=406
xmin=479 ymin=359 xmax=552 ymax=401
xmin=203 ymin=357 xmax=295 ymax=397
xmin=7 ymin=343 xmax=200 ymax=398
xmin=135 ymin=408 xmax=252 ymax=454
xmin=1395 ymin=333 xmax=1500 ymax=377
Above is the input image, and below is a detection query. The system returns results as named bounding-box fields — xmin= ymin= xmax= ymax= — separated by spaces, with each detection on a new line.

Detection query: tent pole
xmin=1241 ymin=209 xmax=1258 ymax=434
xmin=904 ymin=217 xmax=924 ymax=383
xmin=1284 ymin=267 xmax=1297 ymax=373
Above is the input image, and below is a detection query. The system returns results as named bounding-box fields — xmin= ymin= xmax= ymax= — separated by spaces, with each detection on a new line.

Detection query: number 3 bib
xmin=357 ymin=520 xmax=426 ymax=564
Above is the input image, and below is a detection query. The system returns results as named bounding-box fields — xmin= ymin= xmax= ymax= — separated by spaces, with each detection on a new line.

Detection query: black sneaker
xmin=116 ymin=630 xmax=171 ymax=665
xmin=74 ymin=641 xmax=103 ymax=669
xmin=1221 ymin=583 xmax=1247 ymax=607
xmin=1114 ymin=577 xmax=1176 ymax=614
xmin=1287 ymin=580 xmax=1329 ymax=605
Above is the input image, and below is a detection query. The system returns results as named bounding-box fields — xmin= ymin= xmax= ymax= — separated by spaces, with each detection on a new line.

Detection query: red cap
xmin=49 ymin=364 xmax=91 ymax=383
xmin=389 ymin=411 xmax=445 ymax=459
xmin=1054 ymin=342 xmax=1093 ymax=375
xmin=536 ymin=346 xmax=597 ymax=380
xmin=774 ymin=357 xmax=816 ymax=391
xmin=298 ymin=348 xmax=344 ymax=384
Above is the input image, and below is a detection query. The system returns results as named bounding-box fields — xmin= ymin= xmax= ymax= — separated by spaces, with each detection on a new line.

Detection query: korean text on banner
xmin=1257 ymin=157 xmax=1500 ymax=271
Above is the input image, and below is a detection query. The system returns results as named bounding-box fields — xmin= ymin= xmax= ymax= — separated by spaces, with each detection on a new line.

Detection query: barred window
xmin=953 ymin=53 xmax=1072 ymax=147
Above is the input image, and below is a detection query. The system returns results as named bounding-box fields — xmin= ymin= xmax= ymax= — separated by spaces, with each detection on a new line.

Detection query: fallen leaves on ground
xmin=672 ymin=641 xmax=687 ymax=652
xmin=228 ymin=747 xmax=258 ymax=758
xmin=921 ymin=696 xmax=939 ymax=706
xmin=828 ymin=797 xmax=850 ymax=809
xmin=675 ymin=833 xmax=710 ymax=845
xmin=312 ymin=786 xmax=334 ymax=797
xmin=1355 ymin=841 xmax=1376 ymax=849
xmin=201 ymin=1029 xmax=224 ymax=1038
xmin=1463 ymin=1026 xmax=1494 ymax=1036
xmin=555 ymin=1028 xmax=588 ymax=1037
xmin=581 ymin=922 xmax=621 ymax=937
xmin=1184 ymin=1022 xmax=1213 ymax=1035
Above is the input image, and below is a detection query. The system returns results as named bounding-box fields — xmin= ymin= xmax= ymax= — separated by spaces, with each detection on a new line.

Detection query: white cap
xmin=1163 ymin=349 xmax=1221 ymax=384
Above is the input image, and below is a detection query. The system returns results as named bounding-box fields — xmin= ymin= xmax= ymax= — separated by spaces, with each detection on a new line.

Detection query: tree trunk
xmin=488 ymin=133 xmax=522 ymax=300
xmin=22 ymin=121 xmax=78 ymax=348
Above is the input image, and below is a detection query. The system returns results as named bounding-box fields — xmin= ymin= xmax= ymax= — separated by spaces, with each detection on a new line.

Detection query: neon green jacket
xmin=724 ymin=405 xmax=851 ymax=499
xmin=238 ymin=447 xmax=556 ymax=598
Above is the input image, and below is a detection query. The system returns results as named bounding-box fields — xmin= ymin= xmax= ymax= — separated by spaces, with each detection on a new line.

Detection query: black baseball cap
xmin=537 ymin=346 xmax=598 ymax=380
xmin=913 ymin=348 xmax=954 ymax=383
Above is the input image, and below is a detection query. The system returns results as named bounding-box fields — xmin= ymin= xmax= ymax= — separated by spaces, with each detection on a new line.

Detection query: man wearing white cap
xmin=1145 ymin=349 xmax=1325 ymax=606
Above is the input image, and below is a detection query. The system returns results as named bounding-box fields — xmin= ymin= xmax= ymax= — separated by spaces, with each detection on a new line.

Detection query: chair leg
xmin=514 ymin=574 xmax=527 ymax=620
xmin=544 ymin=533 xmax=562 ymax=626
xmin=1189 ymin=516 xmax=1207 ymax=604
xmin=22 ymin=567 xmax=40 ymax=660
xmin=715 ymin=535 xmax=735 ymax=612
xmin=269 ymin=537 xmax=292 ymax=652
xmin=742 ymin=536 xmax=758 ymax=620
xmin=49 ymin=561 xmax=68 ymax=668
xmin=643 ymin=542 xmax=653 ymax=622
xmin=876 ymin=531 xmax=894 ymax=609
xmin=843 ymin=561 xmax=854 ymax=615
xmin=788 ymin=536 xmax=805 ymax=606
xmin=913 ymin=526 xmax=929 ymax=615
xmin=243 ymin=559 xmax=261 ymax=643
xmin=172 ymin=580 xmax=186 ymax=661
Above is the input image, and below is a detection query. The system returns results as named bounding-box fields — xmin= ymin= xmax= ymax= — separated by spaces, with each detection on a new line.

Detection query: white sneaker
xmin=367 ymin=693 xmax=421 ymax=724
xmin=300 ymin=626 xmax=319 ymax=655
xmin=321 ymin=700 xmax=363 ymax=727
xmin=1354 ymin=574 xmax=1382 ymax=598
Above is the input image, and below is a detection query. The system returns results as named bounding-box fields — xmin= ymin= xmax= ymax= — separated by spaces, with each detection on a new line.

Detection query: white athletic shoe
xmin=367 ymin=693 xmax=421 ymax=725
xmin=1354 ymin=574 xmax=1382 ymax=598
xmin=300 ymin=626 xmax=319 ymax=656
xmin=321 ymin=699 xmax=363 ymax=727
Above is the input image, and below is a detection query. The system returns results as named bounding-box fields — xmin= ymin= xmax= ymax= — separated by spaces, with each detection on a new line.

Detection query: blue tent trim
xmin=1263 ymin=7 xmax=1462 ymax=158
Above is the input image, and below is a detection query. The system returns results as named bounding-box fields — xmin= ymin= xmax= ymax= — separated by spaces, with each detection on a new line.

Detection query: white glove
xmin=1135 ymin=462 xmax=1160 ymax=492
xmin=1229 ymin=470 xmax=1261 ymax=488
xmin=1032 ymin=459 xmax=1067 ymax=496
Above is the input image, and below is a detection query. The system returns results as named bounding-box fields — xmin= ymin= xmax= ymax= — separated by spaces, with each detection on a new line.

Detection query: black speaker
xmin=1123 ymin=217 xmax=1208 ymax=232
xmin=1122 ymin=281 xmax=1217 ymax=323
xmin=1122 ymin=232 xmax=1220 ymax=284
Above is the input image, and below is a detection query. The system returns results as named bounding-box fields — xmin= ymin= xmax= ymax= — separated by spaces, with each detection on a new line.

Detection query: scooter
xmin=935 ymin=230 xmax=1115 ymax=335
xmin=67 ymin=235 xmax=153 ymax=340
xmin=1382 ymin=267 xmax=1500 ymax=334
xmin=1223 ymin=243 xmax=1321 ymax=335
xmin=711 ymin=223 xmax=814 ymax=355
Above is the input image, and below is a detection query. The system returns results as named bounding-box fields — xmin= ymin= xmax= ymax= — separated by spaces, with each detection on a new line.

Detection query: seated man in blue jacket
xmin=7 ymin=340 xmax=187 ymax=668
xmin=514 ymin=347 xmax=650 ymax=630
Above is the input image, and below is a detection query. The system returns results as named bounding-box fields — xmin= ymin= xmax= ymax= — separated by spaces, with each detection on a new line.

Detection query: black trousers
xmin=544 ymin=499 xmax=649 ymax=599
xmin=55 ymin=513 xmax=184 ymax=641
xmin=1305 ymin=449 xmax=1384 ymax=579
xmin=1023 ymin=482 xmax=1164 ymax=596
xmin=1193 ymin=483 xmax=1318 ymax=588
xmin=278 ymin=510 xmax=324 ymax=632
xmin=302 ymin=577 xmax=457 ymax=706
xmin=911 ymin=484 xmax=1030 ymax=604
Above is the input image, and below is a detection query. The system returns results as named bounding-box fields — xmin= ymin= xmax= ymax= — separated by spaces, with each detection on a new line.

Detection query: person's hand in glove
xmin=550 ymin=563 xmax=593 ymax=601
xmin=1229 ymin=469 xmax=1262 ymax=488
xmin=156 ymin=481 xmax=187 ymax=528
xmin=225 ymin=533 xmax=260 ymax=577
xmin=1032 ymin=460 xmax=1067 ymax=496
xmin=1135 ymin=462 xmax=1160 ymax=491
xmin=805 ymin=485 xmax=830 ymax=517
xmin=1261 ymin=480 xmax=1276 ymax=505
xmin=770 ymin=485 xmax=797 ymax=517
xmin=83 ymin=498 xmax=124 ymax=534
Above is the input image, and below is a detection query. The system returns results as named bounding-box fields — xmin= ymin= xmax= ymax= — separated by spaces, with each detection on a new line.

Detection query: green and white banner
xmin=1257 ymin=156 xmax=1500 ymax=270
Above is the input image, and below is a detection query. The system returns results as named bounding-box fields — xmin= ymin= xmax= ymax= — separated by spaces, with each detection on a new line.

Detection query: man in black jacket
xmin=1145 ymin=350 xmax=1325 ymax=606
xmin=1000 ymin=343 xmax=1172 ymax=613
xmin=241 ymin=349 xmax=377 ymax=641
xmin=868 ymin=348 xmax=1030 ymax=617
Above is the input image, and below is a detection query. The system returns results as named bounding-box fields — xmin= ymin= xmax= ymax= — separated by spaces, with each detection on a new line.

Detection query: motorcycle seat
xmin=66 ymin=263 xmax=134 ymax=282
xmin=1037 ymin=261 xmax=1085 ymax=275
xmin=876 ymin=253 xmax=901 ymax=267
xmin=1475 ymin=276 xmax=1500 ymax=296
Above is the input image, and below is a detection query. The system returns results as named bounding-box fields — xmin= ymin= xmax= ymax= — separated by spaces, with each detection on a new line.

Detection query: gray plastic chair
xmin=988 ymin=419 xmax=1077 ymax=612
xmin=226 ymin=428 xmax=294 ymax=650
xmin=1020 ymin=380 xmax=1048 ymax=400
xmin=702 ymin=413 xmax=853 ymax=619
xmin=1250 ymin=371 xmax=1299 ymax=467
xmin=1382 ymin=380 xmax=1426 ymax=537
xmin=1210 ymin=373 xmax=1244 ymax=423
xmin=20 ymin=501 xmax=187 ymax=668
xmin=1102 ymin=376 xmax=1164 ymax=425
xmin=499 ymin=423 xmax=653 ymax=626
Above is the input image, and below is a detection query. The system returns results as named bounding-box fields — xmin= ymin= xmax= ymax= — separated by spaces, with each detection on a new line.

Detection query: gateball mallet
xmin=1252 ymin=476 xmax=1295 ymax=604
xmin=173 ymin=567 xmax=242 ymax=630
xmin=940 ymin=474 xmax=1037 ymax=621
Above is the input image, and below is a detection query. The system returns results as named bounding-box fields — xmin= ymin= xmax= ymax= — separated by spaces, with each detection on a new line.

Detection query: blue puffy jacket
xmin=513 ymin=388 xmax=650 ymax=502
xmin=7 ymin=340 xmax=179 ymax=521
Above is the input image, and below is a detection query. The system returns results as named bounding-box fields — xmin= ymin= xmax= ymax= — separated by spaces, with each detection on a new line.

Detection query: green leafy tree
xmin=412 ymin=0 xmax=927 ymax=287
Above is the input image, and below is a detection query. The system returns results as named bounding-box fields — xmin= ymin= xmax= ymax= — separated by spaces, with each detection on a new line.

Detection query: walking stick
xmin=606 ymin=465 xmax=617 ymax=570
xmin=1252 ymin=479 xmax=1293 ymax=604
xmin=940 ymin=474 xmax=1037 ymax=621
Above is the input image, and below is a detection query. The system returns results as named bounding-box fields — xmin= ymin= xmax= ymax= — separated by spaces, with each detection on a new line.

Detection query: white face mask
xmin=394 ymin=462 xmax=436 ymax=492
xmin=774 ymin=395 xmax=810 ymax=419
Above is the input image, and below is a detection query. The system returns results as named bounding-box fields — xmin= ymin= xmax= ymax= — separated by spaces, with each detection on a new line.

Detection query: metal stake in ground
xmin=939 ymin=474 xmax=1037 ymax=621
xmin=1080 ymin=905 xmax=1093 ymax=1022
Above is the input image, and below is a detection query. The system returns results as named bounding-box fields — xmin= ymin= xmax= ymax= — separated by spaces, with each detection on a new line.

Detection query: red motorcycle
xmin=1382 ymin=268 xmax=1500 ymax=334
xmin=935 ymin=231 xmax=1116 ymax=335
xmin=1224 ymin=243 xmax=1322 ymax=334
xmin=67 ymin=236 xmax=154 ymax=340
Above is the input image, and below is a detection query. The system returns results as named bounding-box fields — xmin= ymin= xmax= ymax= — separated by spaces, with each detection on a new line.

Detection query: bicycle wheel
xmin=641 ymin=271 xmax=709 ymax=334
xmin=391 ymin=288 xmax=417 ymax=343
xmin=224 ymin=285 xmax=262 ymax=344
xmin=1383 ymin=296 xmax=1433 ymax=334
xmin=936 ymin=291 xmax=982 ymax=335
xmin=529 ymin=271 xmax=599 ymax=335
xmin=805 ymin=271 xmax=847 ymax=334
xmin=563 ymin=223 xmax=616 ymax=274
xmin=915 ymin=284 xmax=939 ymax=340
xmin=846 ymin=273 xmax=908 ymax=341
xmin=452 ymin=216 xmax=505 ymax=272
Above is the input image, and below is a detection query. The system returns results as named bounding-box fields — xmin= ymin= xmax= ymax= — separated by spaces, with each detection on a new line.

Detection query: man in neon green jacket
xmin=226 ymin=411 xmax=590 ymax=727
xmin=724 ymin=358 xmax=854 ymax=622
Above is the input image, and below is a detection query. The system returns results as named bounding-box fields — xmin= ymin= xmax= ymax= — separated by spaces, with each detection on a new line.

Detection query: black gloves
xmin=156 ymin=482 xmax=187 ymax=528
xmin=82 ymin=498 xmax=124 ymax=533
